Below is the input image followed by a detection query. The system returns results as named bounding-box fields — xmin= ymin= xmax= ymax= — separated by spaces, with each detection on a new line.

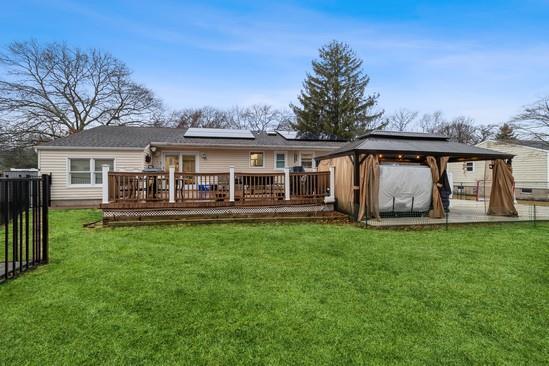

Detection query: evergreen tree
xmin=290 ymin=41 xmax=383 ymax=140
xmin=495 ymin=123 xmax=516 ymax=141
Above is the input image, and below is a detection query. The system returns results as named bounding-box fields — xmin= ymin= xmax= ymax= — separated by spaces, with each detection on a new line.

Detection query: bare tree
xmin=0 ymin=41 xmax=162 ymax=144
xmin=276 ymin=109 xmax=296 ymax=130
xmin=385 ymin=108 xmax=418 ymax=131
xmin=418 ymin=111 xmax=445 ymax=133
xmin=476 ymin=123 xmax=497 ymax=142
xmin=229 ymin=104 xmax=287 ymax=132
xmin=511 ymin=97 xmax=549 ymax=143
xmin=171 ymin=106 xmax=233 ymax=129
xmin=429 ymin=116 xmax=489 ymax=144
xmin=169 ymin=104 xmax=296 ymax=132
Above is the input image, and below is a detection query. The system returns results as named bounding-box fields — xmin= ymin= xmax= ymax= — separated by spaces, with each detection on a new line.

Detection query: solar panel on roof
xmin=276 ymin=130 xmax=345 ymax=141
xmin=276 ymin=130 xmax=299 ymax=140
xmin=184 ymin=128 xmax=255 ymax=139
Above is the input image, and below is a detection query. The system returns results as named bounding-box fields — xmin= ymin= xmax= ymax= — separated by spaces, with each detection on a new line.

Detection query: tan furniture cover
xmin=487 ymin=159 xmax=518 ymax=216
xmin=358 ymin=154 xmax=380 ymax=221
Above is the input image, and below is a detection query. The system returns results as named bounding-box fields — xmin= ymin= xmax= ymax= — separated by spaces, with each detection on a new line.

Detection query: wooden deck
xmin=101 ymin=170 xmax=334 ymax=210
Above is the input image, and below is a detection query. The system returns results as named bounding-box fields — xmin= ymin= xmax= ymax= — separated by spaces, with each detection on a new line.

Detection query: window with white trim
xmin=274 ymin=152 xmax=286 ymax=169
xmin=250 ymin=152 xmax=264 ymax=167
xmin=465 ymin=162 xmax=474 ymax=172
xmin=301 ymin=152 xmax=314 ymax=169
xmin=69 ymin=158 xmax=114 ymax=185
xmin=94 ymin=159 xmax=114 ymax=184
xmin=69 ymin=159 xmax=91 ymax=184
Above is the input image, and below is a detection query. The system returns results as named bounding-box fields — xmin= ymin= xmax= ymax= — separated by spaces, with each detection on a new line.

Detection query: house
xmin=35 ymin=126 xmax=345 ymax=207
xmin=447 ymin=140 xmax=549 ymax=200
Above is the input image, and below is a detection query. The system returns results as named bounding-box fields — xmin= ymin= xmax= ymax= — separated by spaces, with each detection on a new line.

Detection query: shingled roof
xmin=317 ymin=130 xmax=514 ymax=162
xmin=510 ymin=139 xmax=549 ymax=151
xmin=36 ymin=126 xmax=346 ymax=150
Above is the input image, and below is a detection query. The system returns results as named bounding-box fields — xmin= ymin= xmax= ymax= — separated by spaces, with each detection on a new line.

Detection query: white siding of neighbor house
xmin=151 ymin=148 xmax=328 ymax=173
xmin=447 ymin=140 xmax=549 ymax=189
xmin=38 ymin=149 xmax=145 ymax=201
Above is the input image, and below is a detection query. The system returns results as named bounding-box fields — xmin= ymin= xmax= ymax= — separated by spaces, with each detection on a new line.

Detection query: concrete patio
xmin=366 ymin=199 xmax=549 ymax=227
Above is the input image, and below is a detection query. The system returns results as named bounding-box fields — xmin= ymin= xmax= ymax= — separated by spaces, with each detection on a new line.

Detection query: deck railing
xmin=289 ymin=172 xmax=330 ymax=199
xmin=235 ymin=173 xmax=286 ymax=203
xmin=108 ymin=172 xmax=169 ymax=202
xmin=174 ymin=172 xmax=231 ymax=203
xmin=102 ymin=166 xmax=335 ymax=208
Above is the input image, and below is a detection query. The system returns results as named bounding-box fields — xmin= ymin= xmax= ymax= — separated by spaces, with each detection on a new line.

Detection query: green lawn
xmin=0 ymin=210 xmax=547 ymax=365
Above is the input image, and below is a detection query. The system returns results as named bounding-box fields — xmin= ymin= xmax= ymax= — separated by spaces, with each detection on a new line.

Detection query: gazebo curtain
xmin=426 ymin=156 xmax=448 ymax=218
xmin=488 ymin=159 xmax=518 ymax=216
xmin=318 ymin=157 xmax=354 ymax=215
xmin=358 ymin=154 xmax=380 ymax=221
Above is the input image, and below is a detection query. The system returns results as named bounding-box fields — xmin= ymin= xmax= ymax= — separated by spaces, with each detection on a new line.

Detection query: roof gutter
xmin=149 ymin=142 xmax=340 ymax=150
xmin=316 ymin=149 xmax=514 ymax=162
xmin=34 ymin=146 xmax=146 ymax=151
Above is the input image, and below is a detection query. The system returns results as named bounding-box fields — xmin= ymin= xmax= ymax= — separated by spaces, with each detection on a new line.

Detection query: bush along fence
xmin=0 ymin=174 xmax=50 ymax=283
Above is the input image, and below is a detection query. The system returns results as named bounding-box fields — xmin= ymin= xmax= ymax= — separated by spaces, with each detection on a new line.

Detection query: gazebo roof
xmin=316 ymin=130 xmax=514 ymax=162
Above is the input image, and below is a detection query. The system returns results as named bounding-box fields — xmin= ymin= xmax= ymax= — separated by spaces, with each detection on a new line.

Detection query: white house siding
xmin=38 ymin=149 xmax=145 ymax=205
xmin=447 ymin=140 xmax=549 ymax=189
xmin=151 ymin=147 xmax=329 ymax=173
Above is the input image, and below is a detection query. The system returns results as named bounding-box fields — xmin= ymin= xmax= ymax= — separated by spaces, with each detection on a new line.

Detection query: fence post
xmin=41 ymin=174 xmax=49 ymax=264
xmin=48 ymin=173 xmax=52 ymax=207
xmin=102 ymin=165 xmax=110 ymax=204
xmin=284 ymin=168 xmax=290 ymax=201
xmin=169 ymin=166 xmax=175 ymax=203
xmin=229 ymin=166 xmax=235 ymax=202
xmin=3 ymin=180 xmax=8 ymax=281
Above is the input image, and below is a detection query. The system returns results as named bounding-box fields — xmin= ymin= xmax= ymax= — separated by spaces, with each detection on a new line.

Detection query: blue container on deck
xmin=198 ymin=184 xmax=210 ymax=198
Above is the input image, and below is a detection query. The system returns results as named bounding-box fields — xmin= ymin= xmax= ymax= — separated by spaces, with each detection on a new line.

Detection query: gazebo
xmin=316 ymin=131 xmax=517 ymax=221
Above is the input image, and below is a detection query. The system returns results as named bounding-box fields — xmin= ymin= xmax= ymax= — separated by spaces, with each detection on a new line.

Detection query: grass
xmin=0 ymin=210 xmax=547 ymax=365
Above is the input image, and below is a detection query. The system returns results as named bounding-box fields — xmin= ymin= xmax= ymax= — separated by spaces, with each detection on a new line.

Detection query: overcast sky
xmin=2 ymin=0 xmax=549 ymax=125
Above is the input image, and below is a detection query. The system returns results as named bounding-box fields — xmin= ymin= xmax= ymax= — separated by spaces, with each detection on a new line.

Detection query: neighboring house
xmin=447 ymin=140 xmax=549 ymax=199
xmin=35 ymin=126 xmax=345 ymax=206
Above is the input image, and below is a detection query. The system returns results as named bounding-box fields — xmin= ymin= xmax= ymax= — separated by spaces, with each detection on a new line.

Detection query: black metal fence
xmin=0 ymin=175 xmax=50 ymax=283
xmin=362 ymin=184 xmax=549 ymax=229
xmin=453 ymin=181 xmax=549 ymax=202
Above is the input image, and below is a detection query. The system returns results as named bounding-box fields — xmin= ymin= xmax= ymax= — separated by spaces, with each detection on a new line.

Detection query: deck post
xmin=325 ymin=166 xmax=335 ymax=203
xmin=229 ymin=166 xmax=235 ymax=202
xmin=284 ymin=168 xmax=290 ymax=200
xmin=102 ymin=165 xmax=110 ymax=204
xmin=169 ymin=166 xmax=175 ymax=203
